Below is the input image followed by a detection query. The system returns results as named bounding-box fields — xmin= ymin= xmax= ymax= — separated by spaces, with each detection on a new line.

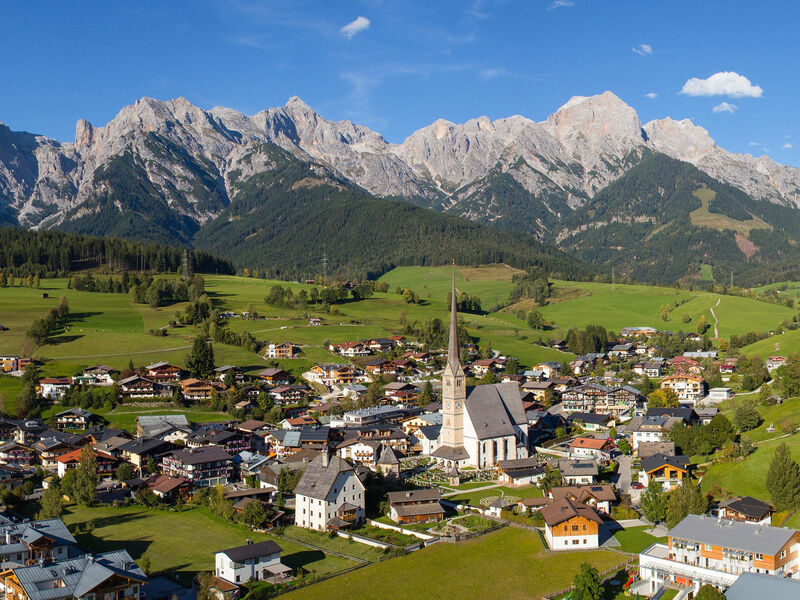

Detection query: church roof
xmin=432 ymin=444 xmax=470 ymax=460
xmin=465 ymin=382 xmax=526 ymax=440
xmin=377 ymin=445 xmax=400 ymax=465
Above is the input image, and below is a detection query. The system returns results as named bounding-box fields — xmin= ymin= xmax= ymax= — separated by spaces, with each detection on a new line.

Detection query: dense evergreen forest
xmin=192 ymin=144 xmax=597 ymax=281
xmin=0 ymin=228 xmax=234 ymax=277
xmin=558 ymin=152 xmax=800 ymax=286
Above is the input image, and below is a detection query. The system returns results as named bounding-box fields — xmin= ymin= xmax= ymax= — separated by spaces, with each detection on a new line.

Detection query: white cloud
xmin=712 ymin=102 xmax=738 ymax=114
xmin=748 ymin=142 xmax=760 ymax=147
xmin=680 ymin=71 xmax=763 ymax=98
xmin=783 ymin=142 xmax=793 ymax=149
xmin=645 ymin=92 xmax=658 ymax=99
xmin=340 ymin=16 xmax=370 ymax=40
xmin=548 ymin=0 xmax=574 ymax=9
xmin=632 ymin=44 xmax=652 ymax=56
xmin=478 ymin=67 xmax=511 ymax=81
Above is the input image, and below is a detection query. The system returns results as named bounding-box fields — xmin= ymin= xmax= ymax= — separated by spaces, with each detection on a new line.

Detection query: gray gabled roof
xmin=294 ymin=454 xmax=360 ymax=501
xmin=465 ymin=382 xmax=526 ymax=440
xmin=12 ymin=550 xmax=145 ymax=600
xmin=557 ymin=459 xmax=598 ymax=476
xmin=668 ymin=514 xmax=796 ymax=555
xmin=219 ymin=540 xmax=282 ymax=562
xmin=724 ymin=572 xmax=800 ymax=600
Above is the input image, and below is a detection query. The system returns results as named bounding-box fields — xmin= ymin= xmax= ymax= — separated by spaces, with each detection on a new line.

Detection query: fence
xmin=541 ymin=557 xmax=637 ymax=600
xmin=367 ymin=519 xmax=438 ymax=543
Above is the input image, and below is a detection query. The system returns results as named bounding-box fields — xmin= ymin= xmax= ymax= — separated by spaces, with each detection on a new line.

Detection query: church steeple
xmin=432 ymin=263 xmax=468 ymax=463
xmin=445 ymin=264 xmax=464 ymax=377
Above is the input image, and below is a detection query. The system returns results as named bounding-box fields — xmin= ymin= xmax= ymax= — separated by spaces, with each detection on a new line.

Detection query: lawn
xmin=742 ymin=326 xmax=800 ymax=357
xmin=60 ymin=504 xmax=357 ymax=582
xmin=446 ymin=485 xmax=543 ymax=506
xmin=280 ymin=526 xmax=387 ymax=563
xmin=611 ymin=526 xmax=666 ymax=554
xmin=284 ymin=526 xmax=627 ymax=600
xmin=701 ymin=427 xmax=800 ymax=500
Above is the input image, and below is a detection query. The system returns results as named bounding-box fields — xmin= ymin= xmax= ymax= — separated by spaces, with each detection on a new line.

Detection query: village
xmin=0 ymin=272 xmax=794 ymax=600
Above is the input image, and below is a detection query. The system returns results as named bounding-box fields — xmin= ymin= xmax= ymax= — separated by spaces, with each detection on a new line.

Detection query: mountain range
xmin=3 ymin=91 xmax=800 ymax=284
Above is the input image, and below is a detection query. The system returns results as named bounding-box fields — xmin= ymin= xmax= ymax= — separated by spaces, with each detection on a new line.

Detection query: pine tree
xmin=73 ymin=446 xmax=98 ymax=505
xmin=185 ymin=335 xmax=215 ymax=378
xmin=572 ymin=563 xmax=601 ymax=600
xmin=640 ymin=479 xmax=668 ymax=524
xmin=37 ymin=485 xmax=64 ymax=519
xmin=666 ymin=479 xmax=708 ymax=528
xmin=766 ymin=443 xmax=800 ymax=511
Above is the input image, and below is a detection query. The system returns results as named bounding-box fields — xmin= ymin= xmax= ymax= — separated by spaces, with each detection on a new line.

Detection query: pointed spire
xmin=447 ymin=262 xmax=460 ymax=369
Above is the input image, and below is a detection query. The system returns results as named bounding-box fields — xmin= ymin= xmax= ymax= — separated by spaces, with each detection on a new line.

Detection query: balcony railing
xmin=639 ymin=544 xmax=739 ymax=588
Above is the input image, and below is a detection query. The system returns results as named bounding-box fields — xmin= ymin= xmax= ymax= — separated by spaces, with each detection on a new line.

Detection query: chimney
xmin=5 ymin=530 xmax=10 ymax=545
xmin=322 ymin=451 xmax=329 ymax=468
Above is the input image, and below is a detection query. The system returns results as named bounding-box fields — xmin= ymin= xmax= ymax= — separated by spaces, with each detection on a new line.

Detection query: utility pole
xmin=612 ymin=267 xmax=616 ymax=293
xmin=321 ymin=250 xmax=328 ymax=282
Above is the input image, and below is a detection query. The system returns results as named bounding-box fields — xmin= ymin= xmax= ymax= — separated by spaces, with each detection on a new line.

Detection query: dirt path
xmin=710 ymin=297 xmax=721 ymax=338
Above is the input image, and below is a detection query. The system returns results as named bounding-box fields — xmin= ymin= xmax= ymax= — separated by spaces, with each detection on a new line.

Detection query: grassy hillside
xmin=285 ymin=526 xmax=625 ymax=600
xmin=0 ymin=269 xmax=795 ymax=415
xmin=702 ymin=397 xmax=800 ymax=499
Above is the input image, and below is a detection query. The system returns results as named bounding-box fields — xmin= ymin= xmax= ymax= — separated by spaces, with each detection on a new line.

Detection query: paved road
xmin=613 ymin=454 xmax=632 ymax=496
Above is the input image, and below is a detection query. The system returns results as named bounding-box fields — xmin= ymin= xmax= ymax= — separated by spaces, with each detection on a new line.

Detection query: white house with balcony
xmin=639 ymin=514 xmax=800 ymax=596
xmin=215 ymin=540 xmax=290 ymax=585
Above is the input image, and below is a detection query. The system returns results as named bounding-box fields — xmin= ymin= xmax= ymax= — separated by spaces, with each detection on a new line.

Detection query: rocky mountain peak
xmin=643 ymin=117 xmax=716 ymax=163
xmin=543 ymin=91 xmax=644 ymax=149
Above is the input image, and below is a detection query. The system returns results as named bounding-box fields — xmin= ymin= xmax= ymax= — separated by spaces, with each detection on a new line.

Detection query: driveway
xmin=613 ymin=454 xmax=632 ymax=495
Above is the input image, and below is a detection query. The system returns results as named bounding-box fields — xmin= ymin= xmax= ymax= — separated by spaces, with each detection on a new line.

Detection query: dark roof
xmin=416 ymin=424 xmax=441 ymax=439
xmin=386 ymin=489 xmax=442 ymax=503
xmin=567 ymin=412 xmax=610 ymax=426
xmin=645 ymin=407 xmax=695 ymax=421
xmin=219 ymin=540 xmax=283 ymax=562
xmin=557 ymin=459 xmax=598 ymax=476
xmin=718 ymin=496 xmax=773 ymax=520
xmin=120 ymin=438 xmax=170 ymax=456
xmin=170 ymin=446 xmax=233 ymax=465
xmin=641 ymin=453 xmax=690 ymax=473
xmin=497 ymin=457 xmax=541 ymax=471
xmin=393 ymin=502 xmax=444 ymax=517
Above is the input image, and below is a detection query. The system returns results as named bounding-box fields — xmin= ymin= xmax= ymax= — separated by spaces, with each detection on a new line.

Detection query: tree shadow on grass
xmin=73 ymin=532 xmax=153 ymax=560
xmin=281 ymin=549 xmax=326 ymax=572
xmin=48 ymin=334 xmax=84 ymax=345
xmin=63 ymin=312 xmax=103 ymax=325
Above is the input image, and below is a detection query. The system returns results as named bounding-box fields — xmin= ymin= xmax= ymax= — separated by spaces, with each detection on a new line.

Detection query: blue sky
xmin=1 ymin=1 xmax=798 ymax=163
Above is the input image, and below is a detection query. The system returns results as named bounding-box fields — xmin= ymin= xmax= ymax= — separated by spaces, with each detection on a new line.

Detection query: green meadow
xmin=285 ymin=526 xmax=626 ymax=600
xmin=0 ymin=266 xmax=795 ymax=415
xmin=701 ymin=397 xmax=800 ymax=499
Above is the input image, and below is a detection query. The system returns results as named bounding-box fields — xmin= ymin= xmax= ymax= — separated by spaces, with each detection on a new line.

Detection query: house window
xmin=704 ymin=544 xmax=712 ymax=551
xmin=781 ymin=550 xmax=787 ymax=559
xmin=572 ymin=539 xmax=579 ymax=545
xmin=756 ymin=553 xmax=763 ymax=560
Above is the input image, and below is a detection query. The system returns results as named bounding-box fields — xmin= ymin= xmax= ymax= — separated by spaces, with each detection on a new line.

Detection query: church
xmin=431 ymin=271 xmax=529 ymax=469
